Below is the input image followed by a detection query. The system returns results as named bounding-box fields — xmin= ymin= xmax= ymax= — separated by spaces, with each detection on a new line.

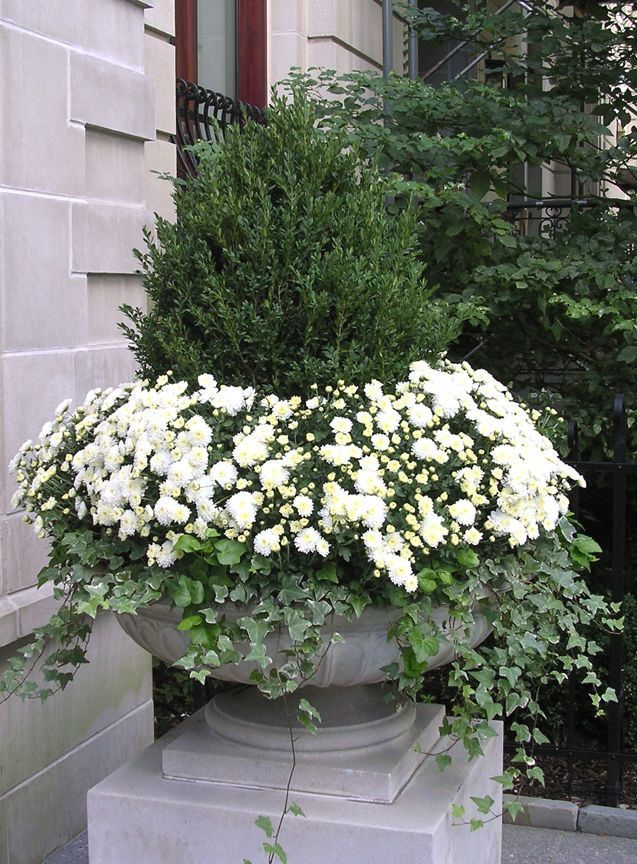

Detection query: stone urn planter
xmin=117 ymin=597 xmax=493 ymax=799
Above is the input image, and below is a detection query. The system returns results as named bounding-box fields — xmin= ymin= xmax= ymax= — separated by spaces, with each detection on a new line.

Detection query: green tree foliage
xmin=287 ymin=0 xmax=637 ymax=455
xmin=122 ymin=95 xmax=456 ymax=398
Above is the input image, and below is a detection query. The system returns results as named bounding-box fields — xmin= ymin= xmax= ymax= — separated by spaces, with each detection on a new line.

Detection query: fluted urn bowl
xmin=117 ymin=597 xmax=492 ymax=688
xmin=119 ymin=597 xmax=494 ymax=779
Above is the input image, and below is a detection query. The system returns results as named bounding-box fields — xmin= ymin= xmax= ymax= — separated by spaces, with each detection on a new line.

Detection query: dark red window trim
xmin=175 ymin=0 xmax=198 ymax=83
xmin=174 ymin=0 xmax=267 ymax=107
xmin=237 ymin=0 xmax=267 ymax=107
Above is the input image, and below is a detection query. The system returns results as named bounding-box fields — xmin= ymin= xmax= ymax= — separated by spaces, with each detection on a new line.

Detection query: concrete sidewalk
xmin=45 ymin=824 xmax=637 ymax=864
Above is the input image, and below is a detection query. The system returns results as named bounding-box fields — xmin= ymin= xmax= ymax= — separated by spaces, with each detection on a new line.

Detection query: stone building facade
xmin=0 ymin=2 xmax=174 ymax=862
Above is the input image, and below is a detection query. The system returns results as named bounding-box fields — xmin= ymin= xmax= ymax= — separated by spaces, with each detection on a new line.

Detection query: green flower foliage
xmin=121 ymin=95 xmax=456 ymax=397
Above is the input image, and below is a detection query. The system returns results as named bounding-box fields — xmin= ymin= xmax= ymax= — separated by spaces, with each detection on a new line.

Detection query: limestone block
xmin=503 ymin=794 xmax=578 ymax=831
xmin=87 ymin=275 xmax=146 ymax=345
xmin=307 ymin=38 xmax=378 ymax=74
xmin=0 ymin=26 xmax=85 ymax=196
xmin=144 ymin=139 xmax=176 ymax=221
xmin=0 ymin=512 xmax=49 ymax=595
xmin=10 ymin=583 xmax=57 ymax=643
xmin=144 ymin=0 xmax=175 ymax=37
xmin=86 ymin=129 xmax=146 ymax=205
xmin=70 ymin=53 xmax=155 ymax=141
xmin=2 ymin=701 xmax=153 ymax=864
xmin=0 ymin=595 xmax=18 ymax=647
xmin=0 ymin=801 xmax=6 ymax=863
xmin=144 ymin=33 xmax=176 ymax=136
xmin=84 ymin=0 xmax=145 ymax=70
xmin=74 ymin=200 xmax=149 ymax=274
xmin=0 ymin=612 xmax=153 ymax=796
xmin=0 ymin=0 xmax=86 ymax=49
xmin=270 ymin=0 xmax=308 ymax=36
xmin=88 ymin=712 xmax=503 ymax=864
xmin=269 ymin=32 xmax=307 ymax=90
xmin=73 ymin=345 xmax=137 ymax=400
xmin=1 ymin=193 xmax=88 ymax=352
xmin=308 ymin=0 xmax=404 ymax=70
xmin=0 ymin=350 xmax=75 ymax=513
xmin=579 ymin=804 xmax=637 ymax=839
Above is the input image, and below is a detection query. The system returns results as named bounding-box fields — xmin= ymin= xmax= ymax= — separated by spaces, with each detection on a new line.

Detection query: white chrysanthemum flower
xmin=420 ymin=512 xmax=448 ymax=547
xmin=167 ymin=460 xmax=195 ymax=486
xmin=185 ymin=415 xmax=213 ymax=446
xmin=385 ymin=553 xmax=414 ymax=587
xmin=233 ymin=434 xmax=269 ymax=467
xmin=118 ymin=510 xmax=138 ymax=539
xmin=293 ymin=527 xmax=329 ymax=556
xmin=271 ymin=399 xmax=293 ymax=421
xmin=354 ymin=470 xmax=386 ymax=496
xmin=376 ymin=408 xmax=401 ymax=434
xmin=330 ymin=417 xmax=353 ymax=434
xmin=364 ymin=380 xmax=384 ymax=401
xmin=155 ymin=496 xmax=184 ymax=526
xmin=371 ymin=433 xmax=390 ymax=451
xmin=210 ymin=461 xmax=238 ymax=488
xmin=196 ymin=374 xmax=219 ymax=403
xmin=254 ymin=528 xmax=281 ymax=556
xmin=226 ymin=491 xmax=258 ymax=529
xmin=212 ymin=385 xmax=248 ymax=416
xmin=259 ymin=459 xmax=290 ymax=490
xmin=360 ymin=495 xmax=387 ymax=529
xmin=362 ymin=529 xmax=384 ymax=550
xmin=156 ymin=540 xmax=177 ymax=568
xmin=412 ymin=438 xmax=446 ymax=462
xmin=407 ymin=403 xmax=433 ymax=428
xmin=464 ymin=527 xmax=483 ymax=546
xmin=408 ymin=360 xmax=434 ymax=382
xmin=187 ymin=446 xmax=209 ymax=471
xmin=448 ymin=499 xmax=477 ymax=526
xmin=293 ymin=494 xmax=314 ymax=517
xmin=196 ymin=498 xmax=220 ymax=522
xmin=319 ymin=444 xmax=362 ymax=466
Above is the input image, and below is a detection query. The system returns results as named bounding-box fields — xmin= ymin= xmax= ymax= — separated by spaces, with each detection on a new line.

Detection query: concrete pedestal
xmin=87 ymin=696 xmax=502 ymax=864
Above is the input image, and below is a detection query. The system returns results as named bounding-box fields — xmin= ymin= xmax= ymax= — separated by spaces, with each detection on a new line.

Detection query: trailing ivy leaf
xmin=254 ymin=815 xmax=273 ymax=838
xmin=317 ymin=563 xmax=338 ymax=583
xmin=215 ymin=539 xmax=246 ymax=566
xmin=456 ymin=549 xmax=479 ymax=570
xmin=170 ymin=576 xmax=191 ymax=608
xmin=173 ymin=535 xmax=203 ymax=553
xmin=176 ymin=614 xmax=202 ymax=631
xmin=263 ymin=843 xmax=287 ymax=864
xmin=436 ymin=754 xmax=452 ymax=771
xmin=471 ymin=795 xmax=494 ymax=815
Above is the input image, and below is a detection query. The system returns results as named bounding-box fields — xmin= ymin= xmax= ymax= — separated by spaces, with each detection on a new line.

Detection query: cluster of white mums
xmin=11 ymin=361 xmax=583 ymax=593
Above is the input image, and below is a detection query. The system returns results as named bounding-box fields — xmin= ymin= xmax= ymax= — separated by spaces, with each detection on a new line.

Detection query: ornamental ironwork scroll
xmin=175 ymin=78 xmax=267 ymax=179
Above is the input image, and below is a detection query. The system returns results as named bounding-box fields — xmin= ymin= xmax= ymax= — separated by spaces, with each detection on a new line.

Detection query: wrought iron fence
xmin=504 ymin=396 xmax=637 ymax=806
xmin=175 ymin=78 xmax=266 ymax=178
xmin=505 ymin=197 xmax=635 ymax=239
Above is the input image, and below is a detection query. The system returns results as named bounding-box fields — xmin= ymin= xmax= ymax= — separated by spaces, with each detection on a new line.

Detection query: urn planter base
xmin=87 ymin=702 xmax=503 ymax=864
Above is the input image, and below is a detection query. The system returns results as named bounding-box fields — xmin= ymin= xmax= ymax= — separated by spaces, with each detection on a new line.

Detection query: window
xmin=175 ymin=0 xmax=267 ymax=106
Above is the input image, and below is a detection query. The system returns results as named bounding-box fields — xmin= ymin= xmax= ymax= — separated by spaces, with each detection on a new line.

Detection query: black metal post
xmin=408 ymin=0 xmax=418 ymax=80
xmin=606 ymin=395 xmax=627 ymax=806
xmin=382 ymin=0 xmax=394 ymax=77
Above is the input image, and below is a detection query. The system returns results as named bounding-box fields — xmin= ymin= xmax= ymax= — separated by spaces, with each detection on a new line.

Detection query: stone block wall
xmin=0 ymin=1 xmax=175 ymax=861
xmin=268 ymin=0 xmax=404 ymax=90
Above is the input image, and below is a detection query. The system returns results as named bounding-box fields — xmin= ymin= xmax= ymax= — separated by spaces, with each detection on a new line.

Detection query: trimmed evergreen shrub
xmin=121 ymin=95 xmax=455 ymax=397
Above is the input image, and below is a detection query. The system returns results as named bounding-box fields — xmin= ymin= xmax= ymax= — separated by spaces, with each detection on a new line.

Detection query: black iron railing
xmin=175 ymin=78 xmax=266 ymax=178
xmin=505 ymin=197 xmax=635 ymax=239
xmin=504 ymin=397 xmax=637 ymax=806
